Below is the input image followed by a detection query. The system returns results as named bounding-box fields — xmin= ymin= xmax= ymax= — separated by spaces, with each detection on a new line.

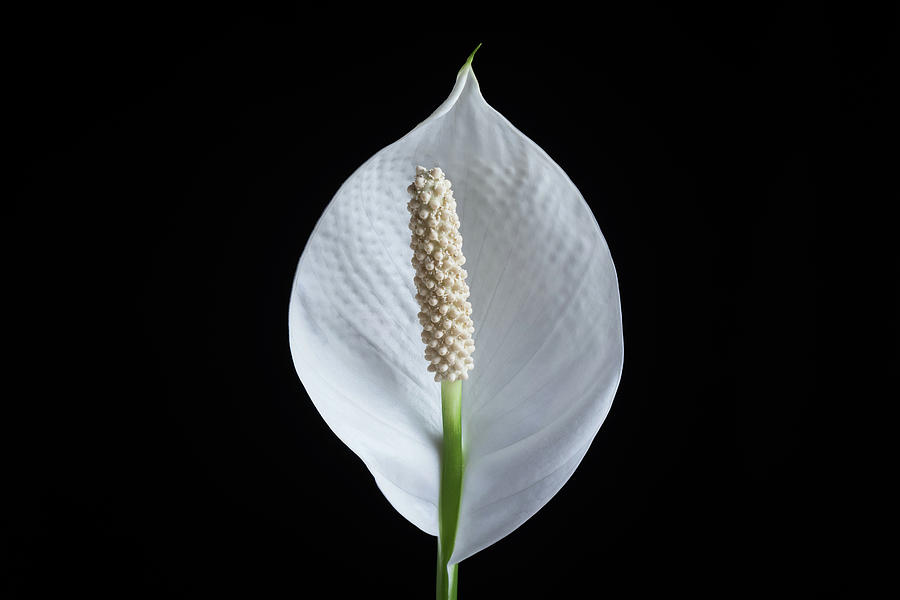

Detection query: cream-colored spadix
xmin=288 ymin=60 xmax=624 ymax=564
xmin=407 ymin=166 xmax=476 ymax=382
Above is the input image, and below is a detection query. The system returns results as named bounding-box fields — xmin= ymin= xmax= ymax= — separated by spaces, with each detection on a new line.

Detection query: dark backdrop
xmin=6 ymin=5 xmax=895 ymax=599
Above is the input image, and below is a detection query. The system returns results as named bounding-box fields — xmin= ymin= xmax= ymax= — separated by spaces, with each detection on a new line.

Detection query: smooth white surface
xmin=288 ymin=65 xmax=624 ymax=562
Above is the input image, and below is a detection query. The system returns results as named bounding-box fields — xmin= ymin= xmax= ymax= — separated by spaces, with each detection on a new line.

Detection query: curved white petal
xmin=289 ymin=64 xmax=623 ymax=559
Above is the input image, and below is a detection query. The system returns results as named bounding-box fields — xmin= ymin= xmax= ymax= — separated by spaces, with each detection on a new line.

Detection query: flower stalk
xmin=408 ymin=166 xmax=472 ymax=597
xmin=437 ymin=379 xmax=463 ymax=600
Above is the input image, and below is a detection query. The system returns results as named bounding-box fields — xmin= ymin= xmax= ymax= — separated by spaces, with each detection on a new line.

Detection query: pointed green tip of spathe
xmin=461 ymin=43 xmax=482 ymax=71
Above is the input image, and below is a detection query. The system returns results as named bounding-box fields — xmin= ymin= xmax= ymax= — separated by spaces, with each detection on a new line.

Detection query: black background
xmin=6 ymin=5 xmax=896 ymax=599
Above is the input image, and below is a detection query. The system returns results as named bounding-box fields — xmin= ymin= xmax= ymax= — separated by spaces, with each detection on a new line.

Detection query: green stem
xmin=437 ymin=380 xmax=463 ymax=600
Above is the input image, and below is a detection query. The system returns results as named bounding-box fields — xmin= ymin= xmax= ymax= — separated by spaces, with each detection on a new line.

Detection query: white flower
xmin=288 ymin=52 xmax=623 ymax=565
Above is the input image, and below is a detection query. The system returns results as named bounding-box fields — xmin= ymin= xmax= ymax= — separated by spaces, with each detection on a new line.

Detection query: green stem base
xmin=437 ymin=380 xmax=463 ymax=600
xmin=436 ymin=546 xmax=458 ymax=600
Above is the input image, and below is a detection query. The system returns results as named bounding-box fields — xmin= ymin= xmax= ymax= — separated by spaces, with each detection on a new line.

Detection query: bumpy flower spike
xmin=407 ymin=166 xmax=475 ymax=382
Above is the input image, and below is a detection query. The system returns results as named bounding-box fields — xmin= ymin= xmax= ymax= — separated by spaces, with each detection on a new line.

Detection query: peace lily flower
xmin=288 ymin=46 xmax=623 ymax=598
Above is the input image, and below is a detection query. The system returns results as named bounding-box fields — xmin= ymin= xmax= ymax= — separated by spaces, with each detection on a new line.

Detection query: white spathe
xmin=288 ymin=62 xmax=624 ymax=564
